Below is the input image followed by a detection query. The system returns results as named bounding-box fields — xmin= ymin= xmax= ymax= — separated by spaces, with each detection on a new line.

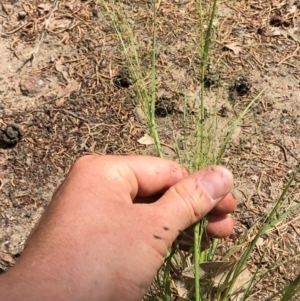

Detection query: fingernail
xmin=198 ymin=169 xmax=231 ymax=204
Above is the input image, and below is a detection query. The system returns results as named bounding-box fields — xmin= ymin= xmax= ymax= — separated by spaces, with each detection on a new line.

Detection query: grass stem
xmin=150 ymin=0 xmax=163 ymax=157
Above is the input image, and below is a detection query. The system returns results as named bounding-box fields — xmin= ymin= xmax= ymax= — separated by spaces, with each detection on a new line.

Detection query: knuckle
xmin=73 ymin=155 xmax=124 ymax=183
xmin=169 ymin=164 xmax=190 ymax=182
xmin=169 ymin=181 xmax=206 ymax=220
xmin=73 ymin=155 xmax=102 ymax=171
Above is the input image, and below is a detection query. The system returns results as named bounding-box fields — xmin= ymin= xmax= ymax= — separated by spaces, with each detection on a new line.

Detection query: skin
xmin=0 ymin=155 xmax=237 ymax=301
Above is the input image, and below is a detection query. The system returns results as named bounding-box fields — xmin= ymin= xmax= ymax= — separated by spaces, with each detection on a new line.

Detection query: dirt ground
xmin=1 ymin=0 xmax=300 ymax=299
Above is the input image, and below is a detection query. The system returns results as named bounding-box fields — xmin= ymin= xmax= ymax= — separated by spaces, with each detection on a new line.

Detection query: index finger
xmin=70 ymin=155 xmax=190 ymax=201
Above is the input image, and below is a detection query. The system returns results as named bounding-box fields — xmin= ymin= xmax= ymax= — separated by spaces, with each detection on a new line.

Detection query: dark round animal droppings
xmin=257 ymin=28 xmax=265 ymax=35
xmin=113 ymin=69 xmax=133 ymax=88
xmin=154 ymin=99 xmax=175 ymax=118
xmin=0 ymin=123 xmax=24 ymax=149
xmin=18 ymin=11 xmax=27 ymax=20
xmin=270 ymin=15 xmax=283 ymax=27
xmin=113 ymin=77 xmax=131 ymax=88
xmin=203 ymin=75 xmax=215 ymax=88
xmin=233 ymin=76 xmax=251 ymax=96
xmin=218 ymin=106 xmax=228 ymax=117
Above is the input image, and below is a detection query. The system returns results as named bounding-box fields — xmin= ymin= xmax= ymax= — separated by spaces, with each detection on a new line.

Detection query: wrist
xmin=0 ymin=255 xmax=113 ymax=301
xmin=0 ymin=265 xmax=75 ymax=301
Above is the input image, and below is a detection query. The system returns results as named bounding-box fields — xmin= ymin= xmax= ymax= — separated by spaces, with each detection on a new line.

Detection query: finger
xmin=175 ymin=214 xmax=234 ymax=250
xmin=174 ymin=217 xmax=233 ymax=252
xmin=152 ymin=166 xmax=233 ymax=239
xmin=178 ymin=214 xmax=234 ymax=241
xmin=71 ymin=155 xmax=189 ymax=200
xmin=135 ymin=192 xmax=237 ymax=210
xmin=122 ymin=156 xmax=190 ymax=197
xmin=210 ymin=193 xmax=237 ymax=215
xmin=206 ymin=214 xmax=234 ymax=238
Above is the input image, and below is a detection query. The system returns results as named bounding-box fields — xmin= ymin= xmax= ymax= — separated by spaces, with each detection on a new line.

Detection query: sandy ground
xmin=1 ymin=0 xmax=300 ymax=299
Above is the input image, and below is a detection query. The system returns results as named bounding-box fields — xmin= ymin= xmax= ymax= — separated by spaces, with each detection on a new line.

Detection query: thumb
xmin=153 ymin=166 xmax=233 ymax=238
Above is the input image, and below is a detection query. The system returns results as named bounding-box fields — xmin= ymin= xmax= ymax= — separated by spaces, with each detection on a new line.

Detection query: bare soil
xmin=1 ymin=0 xmax=300 ymax=299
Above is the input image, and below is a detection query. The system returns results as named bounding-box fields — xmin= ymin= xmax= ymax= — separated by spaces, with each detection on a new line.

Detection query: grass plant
xmin=192 ymin=3 xmax=219 ymax=299
xmin=97 ymin=0 xmax=300 ymax=299
xmin=99 ymin=0 xmax=163 ymax=157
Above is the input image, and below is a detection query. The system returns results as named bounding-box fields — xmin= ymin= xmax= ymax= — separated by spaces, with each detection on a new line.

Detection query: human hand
xmin=1 ymin=155 xmax=236 ymax=301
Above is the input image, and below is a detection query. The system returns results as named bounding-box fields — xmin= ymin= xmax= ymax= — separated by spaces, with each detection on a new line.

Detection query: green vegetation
xmin=97 ymin=0 xmax=300 ymax=299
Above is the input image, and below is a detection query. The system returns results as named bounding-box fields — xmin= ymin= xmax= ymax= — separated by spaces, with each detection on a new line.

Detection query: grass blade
xmin=150 ymin=0 xmax=163 ymax=157
xmin=216 ymin=88 xmax=266 ymax=163
xmin=221 ymin=164 xmax=300 ymax=300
